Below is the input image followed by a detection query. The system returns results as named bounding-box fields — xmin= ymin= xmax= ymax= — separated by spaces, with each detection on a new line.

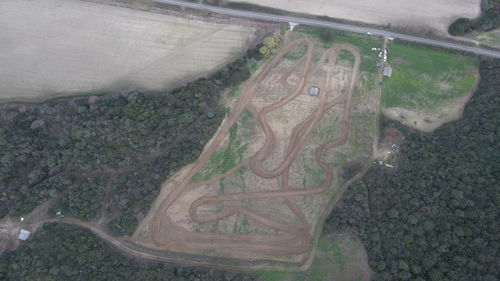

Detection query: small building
xmin=308 ymin=86 xmax=320 ymax=96
xmin=383 ymin=65 xmax=393 ymax=77
xmin=18 ymin=229 xmax=31 ymax=241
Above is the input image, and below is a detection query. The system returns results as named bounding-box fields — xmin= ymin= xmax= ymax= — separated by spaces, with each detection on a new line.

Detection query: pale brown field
xmin=230 ymin=0 xmax=481 ymax=35
xmin=0 ymin=0 xmax=257 ymax=101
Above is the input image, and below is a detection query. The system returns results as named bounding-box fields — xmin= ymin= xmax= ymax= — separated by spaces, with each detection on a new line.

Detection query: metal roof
xmin=308 ymin=86 xmax=320 ymax=96
xmin=18 ymin=229 xmax=31 ymax=241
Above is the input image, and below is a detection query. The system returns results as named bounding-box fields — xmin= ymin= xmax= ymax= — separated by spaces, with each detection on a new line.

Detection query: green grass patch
xmin=191 ymin=123 xmax=247 ymax=183
xmin=239 ymin=109 xmax=253 ymax=126
xmin=259 ymin=235 xmax=366 ymax=281
xmin=382 ymin=43 xmax=478 ymax=111
xmin=332 ymin=151 xmax=348 ymax=167
xmin=248 ymin=59 xmax=259 ymax=73
xmin=311 ymin=110 xmax=341 ymax=143
xmin=284 ymin=43 xmax=308 ymax=60
xmin=337 ymin=49 xmax=355 ymax=65
xmin=233 ymin=214 xmax=251 ymax=234
xmin=477 ymin=29 xmax=500 ymax=49
xmin=294 ymin=26 xmax=382 ymax=74
xmin=228 ymin=85 xmax=240 ymax=98
xmin=192 ymin=110 xmax=255 ymax=183
xmin=303 ymin=160 xmax=325 ymax=187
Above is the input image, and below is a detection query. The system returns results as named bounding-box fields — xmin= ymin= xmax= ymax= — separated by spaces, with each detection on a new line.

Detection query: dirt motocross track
xmin=140 ymin=38 xmax=361 ymax=257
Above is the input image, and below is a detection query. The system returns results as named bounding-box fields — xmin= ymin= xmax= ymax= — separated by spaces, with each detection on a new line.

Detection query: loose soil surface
xmin=128 ymin=36 xmax=367 ymax=267
xmin=0 ymin=0 xmax=257 ymax=101
xmin=229 ymin=0 xmax=481 ymax=35
xmin=3 ymin=31 xmax=382 ymax=271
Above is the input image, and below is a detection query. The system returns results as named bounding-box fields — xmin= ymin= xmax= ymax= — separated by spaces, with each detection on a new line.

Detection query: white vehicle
xmin=367 ymin=32 xmax=373 ymax=35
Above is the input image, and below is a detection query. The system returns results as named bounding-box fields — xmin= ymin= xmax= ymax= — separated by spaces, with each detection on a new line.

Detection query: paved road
xmin=155 ymin=0 xmax=500 ymax=58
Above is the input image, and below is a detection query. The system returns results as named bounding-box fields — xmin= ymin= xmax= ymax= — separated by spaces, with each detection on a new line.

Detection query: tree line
xmin=325 ymin=57 xmax=499 ymax=281
xmin=0 ymin=223 xmax=257 ymax=281
xmin=449 ymin=0 xmax=500 ymax=36
xmin=0 ymin=45 xmax=263 ymax=236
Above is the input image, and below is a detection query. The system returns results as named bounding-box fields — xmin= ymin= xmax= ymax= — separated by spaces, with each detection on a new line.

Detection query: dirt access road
xmin=142 ymin=38 xmax=361 ymax=257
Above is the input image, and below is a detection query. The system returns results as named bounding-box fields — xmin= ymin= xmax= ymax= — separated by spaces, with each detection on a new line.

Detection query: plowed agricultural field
xmin=0 ymin=0 xmax=257 ymax=101
xmin=229 ymin=0 xmax=481 ymax=35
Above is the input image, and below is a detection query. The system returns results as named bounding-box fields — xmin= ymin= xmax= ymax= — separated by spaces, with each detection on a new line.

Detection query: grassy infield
xmin=191 ymin=109 xmax=253 ymax=183
xmin=382 ymin=44 xmax=477 ymax=112
xmin=190 ymin=26 xmax=478 ymax=280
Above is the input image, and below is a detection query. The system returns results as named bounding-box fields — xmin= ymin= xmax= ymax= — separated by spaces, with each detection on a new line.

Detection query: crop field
xmin=131 ymin=28 xmax=383 ymax=269
xmin=382 ymin=43 xmax=479 ymax=131
xmin=0 ymin=0 xmax=257 ymax=101
xmin=228 ymin=0 xmax=481 ymax=35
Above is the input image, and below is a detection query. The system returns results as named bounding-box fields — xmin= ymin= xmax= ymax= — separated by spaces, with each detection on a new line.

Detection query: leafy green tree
xmin=325 ymin=58 xmax=500 ymax=280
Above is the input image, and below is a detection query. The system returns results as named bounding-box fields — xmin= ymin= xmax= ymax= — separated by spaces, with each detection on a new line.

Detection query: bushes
xmin=0 ymin=223 xmax=257 ymax=281
xmin=0 ymin=45 xmax=262 ymax=235
xmin=325 ymin=58 xmax=500 ymax=280
xmin=449 ymin=1 xmax=500 ymax=36
xmin=448 ymin=18 xmax=474 ymax=36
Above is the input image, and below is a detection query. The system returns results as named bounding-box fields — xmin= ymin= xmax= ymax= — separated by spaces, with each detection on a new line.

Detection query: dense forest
xmin=448 ymin=0 xmax=500 ymax=36
xmin=0 ymin=46 xmax=262 ymax=235
xmin=0 ymin=223 xmax=257 ymax=281
xmin=326 ymin=58 xmax=500 ymax=280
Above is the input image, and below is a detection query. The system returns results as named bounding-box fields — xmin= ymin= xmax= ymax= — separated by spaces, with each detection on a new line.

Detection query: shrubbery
xmin=0 ymin=223 xmax=256 ymax=281
xmin=0 ymin=46 xmax=262 ymax=235
xmin=325 ymin=58 xmax=500 ymax=281
xmin=449 ymin=0 xmax=500 ymax=36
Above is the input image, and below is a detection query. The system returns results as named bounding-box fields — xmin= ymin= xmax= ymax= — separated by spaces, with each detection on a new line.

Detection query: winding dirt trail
xmin=0 ymin=38 xmax=382 ymax=271
xmin=143 ymin=39 xmax=362 ymax=255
